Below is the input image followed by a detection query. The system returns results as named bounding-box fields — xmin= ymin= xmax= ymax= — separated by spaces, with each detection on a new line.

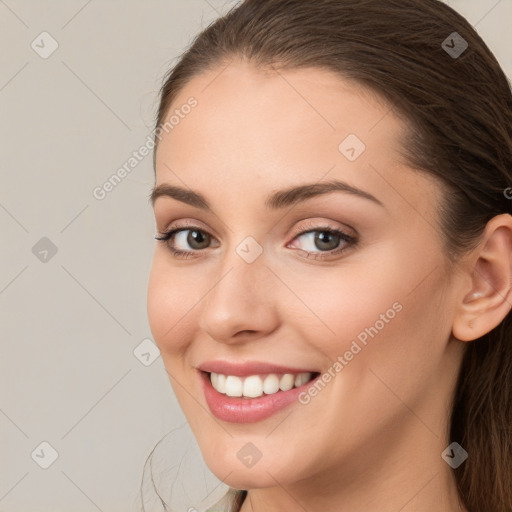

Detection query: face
xmin=147 ymin=60 xmax=464 ymax=492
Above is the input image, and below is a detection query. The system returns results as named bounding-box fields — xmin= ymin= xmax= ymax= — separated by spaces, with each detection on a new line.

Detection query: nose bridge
xmin=198 ymin=235 xmax=277 ymax=341
xmin=207 ymin=235 xmax=268 ymax=311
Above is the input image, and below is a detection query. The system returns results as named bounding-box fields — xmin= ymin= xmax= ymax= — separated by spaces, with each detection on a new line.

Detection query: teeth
xmin=216 ymin=373 xmax=226 ymax=394
xmin=294 ymin=373 xmax=310 ymax=387
xmin=263 ymin=374 xmax=280 ymax=395
xmin=243 ymin=375 xmax=263 ymax=398
xmin=210 ymin=372 xmax=313 ymax=398
xmin=225 ymin=375 xmax=243 ymax=397
xmin=279 ymin=373 xmax=295 ymax=391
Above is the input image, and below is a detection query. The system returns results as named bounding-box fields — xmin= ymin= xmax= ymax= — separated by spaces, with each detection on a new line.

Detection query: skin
xmin=147 ymin=59 xmax=512 ymax=512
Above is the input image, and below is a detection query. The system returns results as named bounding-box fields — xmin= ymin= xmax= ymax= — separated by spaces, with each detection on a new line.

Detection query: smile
xmin=198 ymin=366 xmax=321 ymax=423
xmin=210 ymin=371 xmax=315 ymax=398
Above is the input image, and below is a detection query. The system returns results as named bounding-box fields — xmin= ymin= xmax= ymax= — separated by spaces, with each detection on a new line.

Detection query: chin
xmin=199 ymin=442 xmax=306 ymax=490
xmin=207 ymin=461 xmax=283 ymax=490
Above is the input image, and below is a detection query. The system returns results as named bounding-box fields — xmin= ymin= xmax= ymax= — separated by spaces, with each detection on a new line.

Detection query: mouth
xmin=206 ymin=370 xmax=319 ymax=399
xmin=199 ymin=369 xmax=321 ymax=423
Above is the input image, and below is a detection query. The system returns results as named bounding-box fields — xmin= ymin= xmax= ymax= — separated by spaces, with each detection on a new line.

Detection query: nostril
xmin=234 ymin=330 xmax=257 ymax=337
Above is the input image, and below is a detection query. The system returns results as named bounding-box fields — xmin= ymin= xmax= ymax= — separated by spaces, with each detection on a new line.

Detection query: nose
xmin=198 ymin=246 xmax=279 ymax=345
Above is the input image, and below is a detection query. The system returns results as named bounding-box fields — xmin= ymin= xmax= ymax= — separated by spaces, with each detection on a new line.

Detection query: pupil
xmin=189 ymin=230 xmax=209 ymax=249
xmin=316 ymin=231 xmax=339 ymax=250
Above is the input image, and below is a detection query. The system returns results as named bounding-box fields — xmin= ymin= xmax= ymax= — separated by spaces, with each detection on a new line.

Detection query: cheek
xmin=279 ymin=258 xmax=405 ymax=351
xmin=147 ymin=253 xmax=199 ymax=354
xmin=290 ymin=245 xmax=451 ymax=386
xmin=337 ymin=269 xmax=452 ymax=414
xmin=287 ymin=269 xmax=453 ymax=462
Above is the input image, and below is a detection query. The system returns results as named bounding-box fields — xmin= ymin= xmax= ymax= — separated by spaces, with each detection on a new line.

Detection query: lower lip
xmin=200 ymin=371 xmax=319 ymax=423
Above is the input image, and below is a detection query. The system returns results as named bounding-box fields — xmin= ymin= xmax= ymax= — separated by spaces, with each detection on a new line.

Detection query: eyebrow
xmin=149 ymin=179 xmax=384 ymax=210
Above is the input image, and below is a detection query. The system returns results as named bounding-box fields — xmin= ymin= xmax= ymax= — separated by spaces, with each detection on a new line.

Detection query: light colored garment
xmin=205 ymin=488 xmax=247 ymax=511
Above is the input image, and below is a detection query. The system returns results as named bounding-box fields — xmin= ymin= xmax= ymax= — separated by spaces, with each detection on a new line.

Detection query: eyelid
xmin=155 ymin=217 xmax=358 ymax=262
xmin=290 ymin=218 xmax=357 ymax=239
xmin=159 ymin=218 xmax=356 ymax=243
xmin=158 ymin=218 xmax=212 ymax=236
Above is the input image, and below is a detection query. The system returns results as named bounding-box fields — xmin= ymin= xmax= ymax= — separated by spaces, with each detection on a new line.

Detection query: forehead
xmin=154 ymin=60 xmax=440 ymax=219
xmin=158 ymin=61 xmax=400 ymax=152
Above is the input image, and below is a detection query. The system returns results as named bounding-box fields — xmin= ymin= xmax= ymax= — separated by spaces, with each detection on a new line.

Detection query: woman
xmin=146 ymin=0 xmax=512 ymax=510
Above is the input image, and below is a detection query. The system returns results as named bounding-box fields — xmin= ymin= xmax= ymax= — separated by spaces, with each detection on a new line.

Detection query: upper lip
xmin=197 ymin=360 xmax=318 ymax=377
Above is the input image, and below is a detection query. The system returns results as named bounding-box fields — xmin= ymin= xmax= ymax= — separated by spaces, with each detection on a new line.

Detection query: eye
xmin=154 ymin=226 xmax=216 ymax=258
xmin=154 ymin=221 xmax=357 ymax=260
xmin=288 ymin=223 xmax=356 ymax=260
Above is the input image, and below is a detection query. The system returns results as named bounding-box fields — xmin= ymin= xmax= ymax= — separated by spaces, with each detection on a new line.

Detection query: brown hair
xmin=151 ymin=1 xmax=512 ymax=510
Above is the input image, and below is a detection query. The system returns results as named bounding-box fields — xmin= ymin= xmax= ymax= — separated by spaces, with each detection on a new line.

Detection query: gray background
xmin=0 ymin=1 xmax=510 ymax=511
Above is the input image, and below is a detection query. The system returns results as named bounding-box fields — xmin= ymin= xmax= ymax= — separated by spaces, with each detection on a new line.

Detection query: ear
xmin=452 ymin=214 xmax=512 ymax=342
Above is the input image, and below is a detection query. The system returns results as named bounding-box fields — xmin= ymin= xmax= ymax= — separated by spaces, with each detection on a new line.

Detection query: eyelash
xmin=154 ymin=221 xmax=357 ymax=261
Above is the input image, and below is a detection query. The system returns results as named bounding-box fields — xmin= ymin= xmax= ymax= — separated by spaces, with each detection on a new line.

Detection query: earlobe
xmin=452 ymin=214 xmax=512 ymax=342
